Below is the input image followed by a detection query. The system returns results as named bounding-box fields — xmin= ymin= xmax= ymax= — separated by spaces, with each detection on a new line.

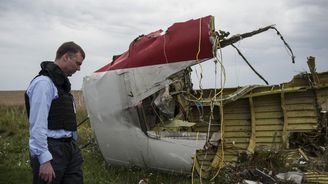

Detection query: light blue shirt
xmin=26 ymin=75 xmax=75 ymax=164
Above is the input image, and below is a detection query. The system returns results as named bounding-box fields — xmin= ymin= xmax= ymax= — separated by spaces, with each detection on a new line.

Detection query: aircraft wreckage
xmin=82 ymin=15 xmax=328 ymax=181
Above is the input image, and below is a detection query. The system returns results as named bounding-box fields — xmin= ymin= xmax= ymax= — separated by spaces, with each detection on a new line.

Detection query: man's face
xmin=66 ymin=52 xmax=84 ymax=76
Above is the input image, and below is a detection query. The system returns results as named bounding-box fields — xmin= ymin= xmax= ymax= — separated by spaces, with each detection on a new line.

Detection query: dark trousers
xmin=30 ymin=138 xmax=83 ymax=184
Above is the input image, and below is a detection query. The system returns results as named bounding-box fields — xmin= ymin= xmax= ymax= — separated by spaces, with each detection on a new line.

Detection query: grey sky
xmin=0 ymin=0 xmax=327 ymax=90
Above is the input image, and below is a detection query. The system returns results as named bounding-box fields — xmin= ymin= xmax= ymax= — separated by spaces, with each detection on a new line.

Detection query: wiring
xmin=231 ymin=43 xmax=269 ymax=85
xmin=163 ymin=34 xmax=169 ymax=63
xmin=197 ymin=28 xmax=228 ymax=182
xmin=77 ymin=117 xmax=89 ymax=127
xmin=194 ymin=17 xmax=204 ymax=100
xmin=191 ymin=131 xmax=200 ymax=184
xmin=270 ymin=27 xmax=295 ymax=63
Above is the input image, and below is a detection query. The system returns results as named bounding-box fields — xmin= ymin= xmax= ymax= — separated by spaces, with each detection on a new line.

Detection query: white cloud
xmin=0 ymin=0 xmax=327 ymax=90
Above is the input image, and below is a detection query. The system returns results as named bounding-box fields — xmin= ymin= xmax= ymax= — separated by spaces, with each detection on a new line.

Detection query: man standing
xmin=25 ymin=42 xmax=85 ymax=183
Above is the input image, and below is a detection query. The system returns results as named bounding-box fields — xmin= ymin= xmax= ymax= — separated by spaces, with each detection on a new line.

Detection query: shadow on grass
xmin=0 ymin=166 xmax=32 ymax=184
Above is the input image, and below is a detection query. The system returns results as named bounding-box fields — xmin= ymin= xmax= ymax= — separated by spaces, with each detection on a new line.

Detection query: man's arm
xmin=27 ymin=76 xmax=57 ymax=182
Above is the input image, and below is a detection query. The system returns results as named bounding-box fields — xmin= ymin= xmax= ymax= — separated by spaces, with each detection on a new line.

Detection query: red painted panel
xmin=97 ymin=15 xmax=214 ymax=72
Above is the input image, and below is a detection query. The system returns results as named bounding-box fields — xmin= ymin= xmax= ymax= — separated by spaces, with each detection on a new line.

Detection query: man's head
xmin=55 ymin=41 xmax=85 ymax=76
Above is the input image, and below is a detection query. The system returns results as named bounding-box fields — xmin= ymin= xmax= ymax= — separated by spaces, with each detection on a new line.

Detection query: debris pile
xmin=82 ymin=15 xmax=328 ymax=183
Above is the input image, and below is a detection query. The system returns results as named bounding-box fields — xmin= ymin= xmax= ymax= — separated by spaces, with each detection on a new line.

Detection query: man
xmin=25 ymin=41 xmax=85 ymax=183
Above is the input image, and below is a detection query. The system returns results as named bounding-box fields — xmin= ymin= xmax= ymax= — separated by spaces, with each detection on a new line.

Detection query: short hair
xmin=55 ymin=41 xmax=85 ymax=60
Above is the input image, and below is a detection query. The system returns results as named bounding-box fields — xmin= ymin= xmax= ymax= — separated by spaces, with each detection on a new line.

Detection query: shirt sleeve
xmin=27 ymin=76 xmax=57 ymax=164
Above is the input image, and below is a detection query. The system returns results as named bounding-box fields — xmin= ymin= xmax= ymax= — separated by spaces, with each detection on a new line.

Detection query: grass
xmin=0 ymin=105 xmax=198 ymax=184
xmin=0 ymin=105 xmax=309 ymax=184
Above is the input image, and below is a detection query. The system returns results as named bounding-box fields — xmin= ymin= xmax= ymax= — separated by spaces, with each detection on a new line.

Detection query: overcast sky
xmin=0 ymin=0 xmax=327 ymax=90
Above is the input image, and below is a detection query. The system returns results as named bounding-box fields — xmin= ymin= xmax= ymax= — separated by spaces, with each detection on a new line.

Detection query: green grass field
xmin=1 ymin=105 xmax=306 ymax=184
xmin=0 ymin=105 xmax=198 ymax=184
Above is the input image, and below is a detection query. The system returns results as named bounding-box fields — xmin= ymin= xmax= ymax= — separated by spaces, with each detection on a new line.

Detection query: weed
xmin=0 ymin=106 xmax=192 ymax=184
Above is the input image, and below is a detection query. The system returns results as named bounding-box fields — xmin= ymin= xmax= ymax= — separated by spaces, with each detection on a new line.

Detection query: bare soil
xmin=0 ymin=90 xmax=85 ymax=110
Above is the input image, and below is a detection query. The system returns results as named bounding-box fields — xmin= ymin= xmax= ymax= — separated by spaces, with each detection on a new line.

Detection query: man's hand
xmin=39 ymin=161 xmax=56 ymax=183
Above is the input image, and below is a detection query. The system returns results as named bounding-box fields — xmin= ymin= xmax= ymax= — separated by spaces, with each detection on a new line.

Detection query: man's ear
xmin=63 ymin=53 xmax=70 ymax=62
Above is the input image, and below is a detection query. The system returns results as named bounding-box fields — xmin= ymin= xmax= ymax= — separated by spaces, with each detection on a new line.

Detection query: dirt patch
xmin=0 ymin=90 xmax=85 ymax=110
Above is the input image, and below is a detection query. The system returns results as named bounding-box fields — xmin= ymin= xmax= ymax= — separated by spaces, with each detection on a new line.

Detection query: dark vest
xmin=25 ymin=61 xmax=77 ymax=131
